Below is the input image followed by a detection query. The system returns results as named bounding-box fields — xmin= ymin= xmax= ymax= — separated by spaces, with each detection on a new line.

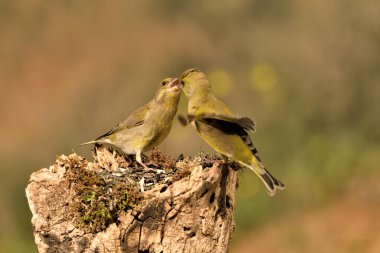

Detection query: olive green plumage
xmin=180 ymin=68 xmax=285 ymax=196
xmin=81 ymin=78 xmax=181 ymax=167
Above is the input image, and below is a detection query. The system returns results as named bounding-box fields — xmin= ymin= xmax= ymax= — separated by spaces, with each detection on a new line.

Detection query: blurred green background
xmin=1 ymin=1 xmax=379 ymax=252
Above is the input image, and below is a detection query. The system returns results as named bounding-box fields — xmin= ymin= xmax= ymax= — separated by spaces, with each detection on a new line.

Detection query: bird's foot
xmin=139 ymin=177 xmax=145 ymax=192
xmin=137 ymin=161 xmax=150 ymax=170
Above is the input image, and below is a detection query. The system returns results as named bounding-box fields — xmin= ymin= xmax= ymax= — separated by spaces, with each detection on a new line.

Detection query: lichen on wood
xmin=26 ymin=145 xmax=240 ymax=253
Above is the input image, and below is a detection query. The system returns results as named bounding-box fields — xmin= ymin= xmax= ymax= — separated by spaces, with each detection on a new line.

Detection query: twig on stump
xmin=26 ymin=146 xmax=239 ymax=253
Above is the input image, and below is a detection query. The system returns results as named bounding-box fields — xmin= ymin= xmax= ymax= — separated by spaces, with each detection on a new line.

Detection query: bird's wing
xmin=95 ymin=103 xmax=150 ymax=140
xmin=199 ymin=118 xmax=258 ymax=163
xmin=189 ymin=113 xmax=256 ymax=132
xmin=197 ymin=117 xmax=285 ymax=193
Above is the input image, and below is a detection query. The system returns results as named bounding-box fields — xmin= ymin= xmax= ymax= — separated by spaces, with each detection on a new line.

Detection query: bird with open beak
xmin=81 ymin=78 xmax=181 ymax=168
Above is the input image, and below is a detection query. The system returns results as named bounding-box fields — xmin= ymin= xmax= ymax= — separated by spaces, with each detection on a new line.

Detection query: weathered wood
xmin=26 ymin=147 xmax=238 ymax=253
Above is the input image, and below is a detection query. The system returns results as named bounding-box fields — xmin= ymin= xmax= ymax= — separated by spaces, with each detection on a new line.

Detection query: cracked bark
xmin=26 ymin=151 xmax=238 ymax=253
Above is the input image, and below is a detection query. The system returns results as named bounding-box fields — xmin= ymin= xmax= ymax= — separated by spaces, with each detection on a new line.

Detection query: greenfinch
xmin=81 ymin=78 xmax=181 ymax=168
xmin=180 ymin=68 xmax=285 ymax=196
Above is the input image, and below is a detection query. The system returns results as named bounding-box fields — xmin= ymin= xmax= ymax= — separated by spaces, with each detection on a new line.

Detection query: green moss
xmin=80 ymin=201 xmax=112 ymax=232
xmin=62 ymin=155 xmax=142 ymax=233
xmin=57 ymin=147 xmax=200 ymax=233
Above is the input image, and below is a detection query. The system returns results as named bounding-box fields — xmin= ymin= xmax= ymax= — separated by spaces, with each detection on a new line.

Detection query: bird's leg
xmin=220 ymin=154 xmax=229 ymax=165
xmin=177 ymin=114 xmax=189 ymax=126
xmin=219 ymin=154 xmax=232 ymax=172
xmin=136 ymin=151 xmax=149 ymax=170
xmin=139 ymin=177 xmax=145 ymax=192
xmin=136 ymin=151 xmax=148 ymax=192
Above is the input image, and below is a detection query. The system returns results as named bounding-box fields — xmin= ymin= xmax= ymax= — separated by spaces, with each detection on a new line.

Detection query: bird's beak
xmin=169 ymin=78 xmax=180 ymax=91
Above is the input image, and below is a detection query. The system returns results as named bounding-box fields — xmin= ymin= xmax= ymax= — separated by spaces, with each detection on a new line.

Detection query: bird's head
xmin=155 ymin=77 xmax=181 ymax=103
xmin=180 ymin=68 xmax=211 ymax=98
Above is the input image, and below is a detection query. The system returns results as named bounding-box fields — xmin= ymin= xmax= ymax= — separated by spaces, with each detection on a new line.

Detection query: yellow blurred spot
xmin=249 ymin=63 xmax=278 ymax=93
xmin=208 ymin=69 xmax=233 ymax=97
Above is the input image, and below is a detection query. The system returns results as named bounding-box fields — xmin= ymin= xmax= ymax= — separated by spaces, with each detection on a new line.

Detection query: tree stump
xmin=26 ymin=146 xmax=239 ymax=253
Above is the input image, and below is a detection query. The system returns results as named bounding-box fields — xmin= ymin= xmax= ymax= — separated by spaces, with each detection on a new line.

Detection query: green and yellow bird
xmin=180 ymin=68 xmax=285 ymax=196
xmin=81 ymin=77 xmax=181 ymax=168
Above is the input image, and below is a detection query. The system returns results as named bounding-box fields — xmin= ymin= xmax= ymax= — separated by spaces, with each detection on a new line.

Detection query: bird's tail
xmin=79 ymin=140 xmax=98 ymax=146
xmin=79 ymin=137 xmax=112 ymax=147
xmin=246 ymin=160 xmax=285 ymax=196
xmin=240 ymin=132 xmax=285 ymax=196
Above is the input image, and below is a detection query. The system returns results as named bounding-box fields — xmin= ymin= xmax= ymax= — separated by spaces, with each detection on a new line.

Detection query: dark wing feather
xmin=189 ymin=113 xmax=256 ymax=132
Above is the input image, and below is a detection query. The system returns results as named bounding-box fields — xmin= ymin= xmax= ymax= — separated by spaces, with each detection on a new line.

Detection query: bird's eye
xmin=180 ymin=80 xmax=185 ymax=85
xmin=161 ymin=80 xmax=168 ymax=86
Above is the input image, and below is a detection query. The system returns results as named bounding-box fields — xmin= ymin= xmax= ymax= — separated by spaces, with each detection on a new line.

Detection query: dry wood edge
xmin=26 ymin=148 xmax=239 ymax=253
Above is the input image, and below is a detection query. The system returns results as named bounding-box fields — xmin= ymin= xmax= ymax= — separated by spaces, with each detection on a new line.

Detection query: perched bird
xmin=180 ymin=68 xmax=285 ymax=196
xmin=81 ymin=77 xmax=181 ymax=168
